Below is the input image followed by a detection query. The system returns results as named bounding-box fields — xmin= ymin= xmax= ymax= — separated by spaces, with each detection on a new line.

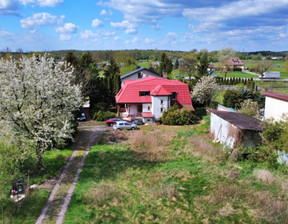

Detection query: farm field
xmin=64 ymin=117 xmax=288 ymax=224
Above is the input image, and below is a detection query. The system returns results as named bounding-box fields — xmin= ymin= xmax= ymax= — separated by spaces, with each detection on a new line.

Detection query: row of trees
xmin=65 ymin=51 xmax=121 ymax=109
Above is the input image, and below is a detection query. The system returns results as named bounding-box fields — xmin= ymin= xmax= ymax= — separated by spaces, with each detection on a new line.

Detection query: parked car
xmin=77 ymin=113 xmax=86 ymax=121
xmin=113 ymin=121 xmax=137 ymax=130
xmin=106 ymin=117 xmax=123 ymax=126
xmin=132 ymin=119 xmax=144 ymax=125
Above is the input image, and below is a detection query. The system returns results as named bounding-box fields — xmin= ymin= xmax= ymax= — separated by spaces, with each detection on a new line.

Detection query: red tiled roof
xmin=228 ymin=57 xmax=244 ymax=66
xmin=142 ymin=112 xmax=153 ymax=118
xmin=150 ymin=85 xmax=172 ymax=96
xmin=262 ymin=92 xmax=288 ymax=102
xmin=116 ymin=76 xmax=194 ymax=110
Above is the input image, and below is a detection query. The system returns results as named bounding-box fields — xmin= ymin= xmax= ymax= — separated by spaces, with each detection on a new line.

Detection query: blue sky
xmin=1 ymin=0 xmax=288 ymax=52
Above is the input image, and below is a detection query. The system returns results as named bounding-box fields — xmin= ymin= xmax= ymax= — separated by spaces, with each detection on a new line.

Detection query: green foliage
xmin=158 ymin=53 xmax=173 ymax=74
xmin=195 ymin=52 xmax=209 ymax=79
xmin=238 ymin=99 xmax=259 ymax=118
xmin=93 ymin=110 xmax=117 ymax=121
xmin=223 ymin=87 xmax=264 ymax=109
xmin=161 ymin=105 xmax=198 ymax=125
xmin=223 ymin=89 xmax=243 ymax=109
xmin=262 ymin=118 xmax=288 ymax=153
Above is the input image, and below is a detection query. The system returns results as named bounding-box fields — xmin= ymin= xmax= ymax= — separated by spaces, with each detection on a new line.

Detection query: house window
xmin=172 ymin=92 xmax=177 ymax=100
xmin=161 ymin=100 xmax=163 ymax=104
xmin=148 ymin=106 xmax=150 ymax=111
xmin=139 ymin=91 xmax=150 ymax=96
xmin=161 ymin=108 xmax=164 ymax=112
xmin=138 ymin=72 xmax=143 ymax=79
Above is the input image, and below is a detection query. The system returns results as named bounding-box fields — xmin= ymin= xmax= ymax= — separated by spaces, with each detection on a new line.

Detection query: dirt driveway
xmin=35 ymin=121 xmax=108 ymax=224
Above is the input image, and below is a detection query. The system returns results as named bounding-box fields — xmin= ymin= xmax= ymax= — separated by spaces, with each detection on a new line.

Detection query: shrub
xmin=238 ymin=99 xmax=259 ymax=118
xmin=233 ymin=67 xmax=242 ymax=71
xmin=191 ymin=76 xmax=218 ymax=106
xmin=161 ymin=105 xmax=198 ymax=125
xmin=223 ymin=89 xmax=243 ymax=109
xmin=93 ymin=110 xmax=116 ymax=121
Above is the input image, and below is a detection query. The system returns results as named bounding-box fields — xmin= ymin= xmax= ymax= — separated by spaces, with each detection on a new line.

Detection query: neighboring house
xmin=262 ymin=92 xmax=288 ymax=121
xmin=228 ymin=57 xmax=245 ymax=70
xmin=209 ymin=109 xmax=263 ymax=148
xmin=116 ymin=76 xmax=194 ymax=123
xmin=120 ymin=67 xmax=161 ymax=87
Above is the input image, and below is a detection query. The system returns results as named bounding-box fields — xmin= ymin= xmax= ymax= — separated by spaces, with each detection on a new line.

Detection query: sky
xmin=0 ymin=0 xmax=288 ymax=52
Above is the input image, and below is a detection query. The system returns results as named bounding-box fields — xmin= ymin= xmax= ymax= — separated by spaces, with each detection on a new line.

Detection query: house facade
xmin=228 ymin=57 xmax=245 ymax=70
xmin=116 ymin=76 xmax=194 ymax=123
xmin=120 ymin=67 xmax=161 ymax=87
xmin=262 ymin=92 xmax=288 ymax=121
xmin=209 ymin=109 xmax=263 ymax=148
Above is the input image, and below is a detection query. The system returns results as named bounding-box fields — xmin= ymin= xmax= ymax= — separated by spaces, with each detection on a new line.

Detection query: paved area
xmin=35 ymin=121 xmax=108 ymax=224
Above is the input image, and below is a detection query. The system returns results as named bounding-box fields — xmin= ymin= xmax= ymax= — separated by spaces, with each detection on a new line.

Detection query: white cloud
xmin=183 ymin=0 xmax=288 ymax=24
xmin=20 ymin=12 xmax=64 ymax=29
xmin=19 ymin=0 xmax=63 ymax=7
xmin=92 ymin=18 xmax=103 ymax=27
xmin=80 ymin=29 xmax=115 ymax=40
xmin=110 ymin=20 xmax=139 ymax=35
xmin=166 ymin=32 xmax=178 ymax=41
xmin=100 ymin=9 xmax=113 ymax=16
xmin=125 ymin=28 xmax=139 ymax=35
xmin=99 ymin=0 xmax=181 ymax=25
xmin=56 ymin=23 xmax=78 ymax=40
xmin=0 ymin=30 xmax=14 ymax=38
xmin=0 ymin=0 xmax=18 ymax=15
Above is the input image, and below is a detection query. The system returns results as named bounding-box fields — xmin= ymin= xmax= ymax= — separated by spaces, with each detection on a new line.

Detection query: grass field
xmin=255 ymin=81 xmax=288 ymax=94
xmin=2 ymin=148 xmax=73 ymax=224
xmin=64 ymin=118 xmax=288 ymax=223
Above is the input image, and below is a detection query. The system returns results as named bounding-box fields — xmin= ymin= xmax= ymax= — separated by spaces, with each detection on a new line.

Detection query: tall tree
xmin=159 ymin=53 xmax=173 ymax=75
xmin=196 ymin=52 xmax=209 ymax=80
xmin=254 ymin=60 xmax=273 ymax=82
xmin=217 ymin=47 xmax=237 ymax=79
xmin=179 ymin=54 xmax=197 ymax=80
xmin=0 ymin=55 xmax=82 ymax=169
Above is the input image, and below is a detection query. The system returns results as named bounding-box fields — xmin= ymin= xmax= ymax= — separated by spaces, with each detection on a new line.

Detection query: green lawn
xmin=255 ymin=81 xmax=288 ymax=94
xmin=64 ymin=120 xmax=288 ymax=223
xmin=2 ymin=148 xmax=73 ymax=224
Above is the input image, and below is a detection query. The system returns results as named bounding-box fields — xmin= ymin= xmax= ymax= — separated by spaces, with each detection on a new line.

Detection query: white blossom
xmin=0 ymin=55 xmax=82 ymax=167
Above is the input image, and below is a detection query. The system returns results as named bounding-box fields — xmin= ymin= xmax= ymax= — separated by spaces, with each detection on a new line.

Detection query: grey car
xmin=113 ymin=121 xmax=137 ymax=130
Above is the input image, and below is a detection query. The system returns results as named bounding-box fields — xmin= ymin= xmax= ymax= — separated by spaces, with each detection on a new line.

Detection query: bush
xmin=191 ymin=76 xmax=218 ymax=106
xmin=223 ymin=89 xmax=243 ymax=109
xmin=233 ymin=67 xmax=242 ymax=71
xmin=238 ymin=99 xmax=259 ymax=118
xmin=161 ymin=104 xmax=198 ymax=125
xmin=93 ymin=110 xmax=117 ymax=121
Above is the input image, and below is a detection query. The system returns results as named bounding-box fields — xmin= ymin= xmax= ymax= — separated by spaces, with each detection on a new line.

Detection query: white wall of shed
xmin=210 ymin=113 xmax=236 ymax=148
xmin=264 ymin=97 xmax=288 ymax=121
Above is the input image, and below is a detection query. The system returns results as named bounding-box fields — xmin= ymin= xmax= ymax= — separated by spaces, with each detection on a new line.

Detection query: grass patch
xmin=2 ymin=148 xmax=73 ymax=223
xmin=64 ymin=120 xmax=288 ymax=224
xmin=216 ymin=71 xmax=257 ymax=78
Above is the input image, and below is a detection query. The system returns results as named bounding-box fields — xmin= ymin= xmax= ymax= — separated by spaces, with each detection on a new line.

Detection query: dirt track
xmin=35 ymin=121 xmax=108 ymax=224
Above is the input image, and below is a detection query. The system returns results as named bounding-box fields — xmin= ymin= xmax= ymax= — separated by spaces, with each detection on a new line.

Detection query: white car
xmin=113 ymin=121 xmax=137 ymax=130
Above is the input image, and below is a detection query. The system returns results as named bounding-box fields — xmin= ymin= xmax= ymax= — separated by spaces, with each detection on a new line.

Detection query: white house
xmin=209 ymin=109 xmax=263 ymax=148
xmin=120 ymin=67 xmax=162 ymax=87
xmin=262 ymin=92 xmax=288 ymax=121
xmin=116 ymin=76 xmax=194 ymax=123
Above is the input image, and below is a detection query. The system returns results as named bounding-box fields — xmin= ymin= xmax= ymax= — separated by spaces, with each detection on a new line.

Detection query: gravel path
xmin=35 ymin=122 xmax=108 ymax=224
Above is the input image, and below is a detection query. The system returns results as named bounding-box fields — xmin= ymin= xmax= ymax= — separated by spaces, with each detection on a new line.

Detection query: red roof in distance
xmin=116 ymin=76 xmax=194 ymax=110
xmin=229 ymin=57 xmax=244 ymax=66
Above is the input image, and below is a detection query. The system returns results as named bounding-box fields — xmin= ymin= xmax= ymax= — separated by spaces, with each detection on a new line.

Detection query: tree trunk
xmin=36 ymin=147 xmax=44 ymax=170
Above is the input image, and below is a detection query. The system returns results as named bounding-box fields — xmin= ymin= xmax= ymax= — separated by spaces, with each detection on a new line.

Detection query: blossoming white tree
xmin=0 ymin=55 xmax=82 ymax=169
xmin=191 ymin=76 xmax=218 ymax=106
